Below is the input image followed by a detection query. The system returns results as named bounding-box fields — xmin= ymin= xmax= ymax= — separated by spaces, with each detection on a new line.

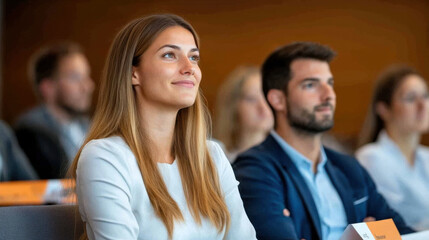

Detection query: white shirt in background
xmin=356 ymin=130 xmax=429 ymax=231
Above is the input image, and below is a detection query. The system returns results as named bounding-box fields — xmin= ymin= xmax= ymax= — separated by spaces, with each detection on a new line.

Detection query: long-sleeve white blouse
xmin=76 ymin=136 xmax=257 ymax=240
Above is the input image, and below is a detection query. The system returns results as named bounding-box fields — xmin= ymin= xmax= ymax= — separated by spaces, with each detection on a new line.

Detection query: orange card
xmin=366 ymin=219 xmax=401 ymax=240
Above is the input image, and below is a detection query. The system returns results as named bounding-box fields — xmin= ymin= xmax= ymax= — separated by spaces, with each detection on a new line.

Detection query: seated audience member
xmin=233 ymin=42 xmax=414 ymax=240
xmin=215 ymin=66 xmax=273 ymax=162
xmin=69 ymin=14 xmax=256 ymax=239
xmin=356 ymin=65 xmax=429 ymax=231
xmin=15 ymin=42 xmax=94 ymax=179
xmin=0 ymin=120 xmax=38 ymax=181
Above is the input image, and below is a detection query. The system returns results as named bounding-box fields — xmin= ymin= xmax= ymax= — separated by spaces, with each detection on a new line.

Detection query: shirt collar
xmin=378 ymin=129 xmax=425 ymax=166
xmin=377 ymin=130 xmax=398 ymax=150
xmin=270 ymin=130 xmax=328 ymax=173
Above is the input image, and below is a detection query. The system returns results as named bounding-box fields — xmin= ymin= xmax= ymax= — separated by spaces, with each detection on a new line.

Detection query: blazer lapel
xmin=324 ymin=155 xmax=357 ymax=223
xmin=265 ymin=135 xmax=323 ymax=239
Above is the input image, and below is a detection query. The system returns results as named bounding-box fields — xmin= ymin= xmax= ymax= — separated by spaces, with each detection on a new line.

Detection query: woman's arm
xmin=76 ymin=139 xmax=139 ymax=240
xmin=209 ymin=141 xmax=258 ymax=240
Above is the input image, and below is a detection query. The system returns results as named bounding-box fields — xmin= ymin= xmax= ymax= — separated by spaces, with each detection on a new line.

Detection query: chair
xmin=0 ymin=204 xmax=84 ymax=240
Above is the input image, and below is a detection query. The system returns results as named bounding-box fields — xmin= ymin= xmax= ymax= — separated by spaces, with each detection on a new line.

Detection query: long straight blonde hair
xmin=69 ymin=14 xmax=230 ymax=239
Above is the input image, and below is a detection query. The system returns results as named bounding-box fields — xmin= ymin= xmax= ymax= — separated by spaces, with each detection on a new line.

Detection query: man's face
xmin=285 ymin=58 xmax=336 ymax=134
xmin=54 ymin=53 xmax=94 ymax=116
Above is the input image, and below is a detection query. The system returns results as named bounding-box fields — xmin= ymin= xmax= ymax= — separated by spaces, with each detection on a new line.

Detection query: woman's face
xmin=237 ymin=73 xmax=274 ymax=134
xmin=132 ymin=26 xmax=201 ymax=110
xmin=387 ymin=74 xmax=429 ymax=134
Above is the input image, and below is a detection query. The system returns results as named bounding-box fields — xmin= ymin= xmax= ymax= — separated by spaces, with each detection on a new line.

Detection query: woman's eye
xmin=189 ymin=55 xmax=200 ymax=62
xmin=162 ymin=52 xmax=175 ymax=59
xmin=242 ymin=96 xmax=258 ymax=103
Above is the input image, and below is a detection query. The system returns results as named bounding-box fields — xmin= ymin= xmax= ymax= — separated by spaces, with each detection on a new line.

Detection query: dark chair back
xmin=0 ymin=205 xmax=84 ymax=240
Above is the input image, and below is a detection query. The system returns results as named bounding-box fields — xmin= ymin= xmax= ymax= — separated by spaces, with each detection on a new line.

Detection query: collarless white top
xmin=76 ymin=136 xmax=257 ymax=240
xmin=356 ymin=130 xmax=429 ymax=231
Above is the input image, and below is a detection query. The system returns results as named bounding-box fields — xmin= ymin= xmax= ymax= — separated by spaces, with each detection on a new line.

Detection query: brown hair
xmin=214 ymin=66 xmax=260 ymax=151
xmin=358 ymin=64 xmax=421 ymax=147
xmin=68 ymin=14 xmax=229 ymax=239
xmin=29 ymin=42 xmax=82 ymax=97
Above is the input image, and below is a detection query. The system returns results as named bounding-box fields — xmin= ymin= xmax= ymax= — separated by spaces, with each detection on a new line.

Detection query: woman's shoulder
xmin=207 ymin=140 xmax=227 ymax=163
xmin=418 ymin=144 xmax=429 ymax=153
xmin=206 ymin=139 xmax=235 ymax=176
xmin=83 ymin=136 xmax=130 ymax=154
xmin=356 ymin=142 xmax=385 ymax=158
xmin=79 ymin=136 xmax=135 ymax=172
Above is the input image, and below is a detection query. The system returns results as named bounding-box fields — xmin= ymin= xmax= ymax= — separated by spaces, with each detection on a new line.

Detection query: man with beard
xmin=15 ymin=42 xmax=94 ymax=179
xmin=233 ymin=42 xmax=414 ymax=240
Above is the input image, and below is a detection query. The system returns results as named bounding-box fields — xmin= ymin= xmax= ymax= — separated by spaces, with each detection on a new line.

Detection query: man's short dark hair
xmin=29 ymin=42 xmax=82 ymax=95
xmin=261 ymin=41 xmax=336 ymax=99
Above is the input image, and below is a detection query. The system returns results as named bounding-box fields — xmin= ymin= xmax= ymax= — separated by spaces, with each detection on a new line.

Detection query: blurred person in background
xmin=357 ymin=65 xmax=429 ymax=231
xmin=215 ymin=66 xmax=273 ymax=162
xmin=0 ymin=120 xmax=38 ymax=181
xmin=15 ymin=42 xmax=94 ymax=179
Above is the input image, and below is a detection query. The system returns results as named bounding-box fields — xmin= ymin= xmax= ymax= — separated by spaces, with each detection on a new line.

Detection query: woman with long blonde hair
xmin=69 ymin=14 xmax=256 ymax=240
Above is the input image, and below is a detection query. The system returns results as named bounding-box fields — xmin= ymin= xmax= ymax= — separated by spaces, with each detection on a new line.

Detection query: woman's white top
xmin=356 ymin=131 xmax=429 ymax=231
xmin=76 ymin=136 xmax=257 ymax=240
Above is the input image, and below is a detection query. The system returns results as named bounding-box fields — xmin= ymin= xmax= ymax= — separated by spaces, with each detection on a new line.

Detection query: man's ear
xmin=131 ymin=67 xmax=140 ymax=86
xmin=267 ymin=89 xmax=286 ymax=112
xmin=375 ymin=101 xmax=391 ymax=122
xmin=38 ymin=78 xmax=57 ymax=103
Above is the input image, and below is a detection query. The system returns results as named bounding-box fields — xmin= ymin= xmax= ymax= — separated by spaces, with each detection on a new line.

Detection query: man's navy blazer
xmin=233 ymin=134 xmax=414 ymax=240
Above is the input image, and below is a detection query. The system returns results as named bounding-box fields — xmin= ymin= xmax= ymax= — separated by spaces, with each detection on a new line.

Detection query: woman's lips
xmin=172 ymin=80 xmax=195 ymax=88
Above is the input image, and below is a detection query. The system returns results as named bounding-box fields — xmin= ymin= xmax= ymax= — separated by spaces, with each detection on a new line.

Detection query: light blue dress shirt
xmin=271 ymin=131 xmax=347 ymax=240
xmin=356 ymin=130 xmax=429 ymax=231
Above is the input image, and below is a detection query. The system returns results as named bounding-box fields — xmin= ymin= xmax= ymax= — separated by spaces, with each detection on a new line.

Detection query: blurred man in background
xmin=15 ymin=42 xmax=94 ymax=179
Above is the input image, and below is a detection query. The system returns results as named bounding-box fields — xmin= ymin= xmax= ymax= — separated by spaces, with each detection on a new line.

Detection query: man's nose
xmin=321 ymin=83 xmax=336 ymax=102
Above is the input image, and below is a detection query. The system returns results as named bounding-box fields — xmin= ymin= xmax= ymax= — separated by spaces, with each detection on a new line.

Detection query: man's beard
xmin=57 ymin=96 xmax=89 ymax=118
xmin=286 ymin=101 xmax=334 ymax=135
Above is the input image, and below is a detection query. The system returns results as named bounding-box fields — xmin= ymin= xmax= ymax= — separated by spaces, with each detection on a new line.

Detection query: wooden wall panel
xmin=3 ymin=0 xmax=429 ymax=146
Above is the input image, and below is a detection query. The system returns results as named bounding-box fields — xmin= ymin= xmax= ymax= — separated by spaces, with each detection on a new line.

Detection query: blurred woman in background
xmin=69 ymin=14 xmax=256 ymax=239
xmin=356 ymin=65 xmax=429 ymax=231
xmin=215 ymin=66 xmax=273 ymax=162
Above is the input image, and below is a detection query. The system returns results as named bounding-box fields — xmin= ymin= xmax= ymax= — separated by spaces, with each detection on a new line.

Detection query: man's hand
xmin=283 ymin=208 xmax=290 ymax=217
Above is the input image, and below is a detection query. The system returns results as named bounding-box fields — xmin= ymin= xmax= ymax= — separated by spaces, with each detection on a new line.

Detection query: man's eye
xmin=402 ymin=95 xmax=416 ymax=102
xmin=67 ymin=73 xmax=83 ymax=82
xmin=303 ymin=82 xmax=314 ymax=88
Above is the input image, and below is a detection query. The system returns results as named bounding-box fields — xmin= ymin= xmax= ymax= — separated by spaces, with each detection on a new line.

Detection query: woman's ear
xmin=267 ymin=89 xmax=286 ymax=112
xmin=375 ymin=101 xmax=391 ymax=122
xmin=131 ymin=67 xmax=140 ymax=86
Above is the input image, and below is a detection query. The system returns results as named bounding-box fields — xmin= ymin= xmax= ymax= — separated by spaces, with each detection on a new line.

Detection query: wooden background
xmin=2 ymin=0 xmax=429 ymax=147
